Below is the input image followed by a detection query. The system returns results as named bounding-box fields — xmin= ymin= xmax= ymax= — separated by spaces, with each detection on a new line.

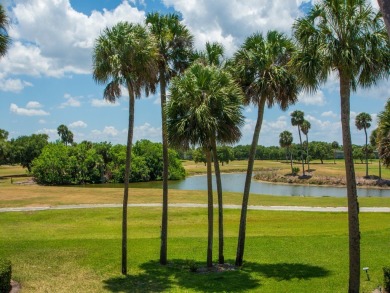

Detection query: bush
xmin=384 ymin=266 xmax=390 ymax=293
xmin=0 ymin=258 xmax=11 ymax=293
xmin=292 ymin=167 xmax=300 ymax=176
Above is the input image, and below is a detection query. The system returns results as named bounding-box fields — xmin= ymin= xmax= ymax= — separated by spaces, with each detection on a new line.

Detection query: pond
xmin=98 ymin=173 xmax=390 ymax=198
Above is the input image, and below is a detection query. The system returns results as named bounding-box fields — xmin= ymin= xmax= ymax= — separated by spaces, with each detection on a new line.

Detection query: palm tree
xmin=378 ymin=99 xmax=390 ymax=167
xmin=92 ymin=22 xmax=158 ymax=275
xmin=369 ymin=128 xmax=381 ymax=179
xmin=0 ymin=4 xmax=10 ymax=58
xmin=279 ymin=131 xmax=294 ymax=174
xmin=57 ymin=124 xmax=74 ymax=146
xmin=146 ymin=12 xmax=193 ymax=265
xmin=291 ymin=110 xmax=306 ymax=176
xmin=355 ymin=112 xmax=372 ymax=178
xmin=331 ymin=141 xmax=339 ymax=164
xmin=193 ymin=41 xmax=227 ymax=263
xmin=301 ymin=120 xmax=311 ymax=172
xmin=377 ymin=0 xmax=390 ymax=39
xmin=232 ymin=31 xmax=299 ymax=267
xmin=166 ymin=63 xmax=244 ymax=267
xmin=292 ymin=1 xmax=390 ymax=291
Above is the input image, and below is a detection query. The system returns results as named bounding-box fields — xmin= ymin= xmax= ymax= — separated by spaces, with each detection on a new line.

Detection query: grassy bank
xmin=1 ymin=207 xmax=389 ymax=292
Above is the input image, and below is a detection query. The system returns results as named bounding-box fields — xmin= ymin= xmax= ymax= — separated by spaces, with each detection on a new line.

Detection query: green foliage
xmin=31 ymin=140 xmax=185 ymax=185
xmin=0 ymin=258 xmax=11 ymax=293
xmin=384 ymin=266 xmax=390 ymax=292
xmin=216 ymin=146 xmax=235 ymax=165
xmin=292 ymin=167 xmax=300 ymax=176
xmin=192 ymin=148 xmax=206 ymax=165
xmin=9 ymin=134 xmax=49 ymax=172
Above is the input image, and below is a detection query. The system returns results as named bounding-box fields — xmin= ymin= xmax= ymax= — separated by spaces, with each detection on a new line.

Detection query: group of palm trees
xmin=279 ymin=110 xmax=311 ymax=176
xmin=1 ymin=1 xmax=390 ymax=292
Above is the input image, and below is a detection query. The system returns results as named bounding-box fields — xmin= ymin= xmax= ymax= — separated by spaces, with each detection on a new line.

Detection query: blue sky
xmin=1 ymin=0 xmax=389 ymax=147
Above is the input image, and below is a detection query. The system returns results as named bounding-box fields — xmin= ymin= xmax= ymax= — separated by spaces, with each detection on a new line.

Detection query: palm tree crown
xmin=0 ymin=4 xmax=10 ymax=58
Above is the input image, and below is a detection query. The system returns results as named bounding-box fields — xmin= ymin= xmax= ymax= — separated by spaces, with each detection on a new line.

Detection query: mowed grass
xmin=1 ymin=207 xmax=389 ymax=292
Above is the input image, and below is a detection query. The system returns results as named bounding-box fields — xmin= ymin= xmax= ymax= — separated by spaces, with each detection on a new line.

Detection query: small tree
xmin=279 ymin=131 xmax=294 ymax=174
xmin=355 ymin=112 xmax=372 ymax=177
xmin=331 ymin=141 xmax=339 ymax=164
xmin=301 ymin=120 xmax=311 ymax=172
xmin=57 ymin=124 xmax=74 ymax=146
xmin=291 ymin=110 xmax=305 ymax=176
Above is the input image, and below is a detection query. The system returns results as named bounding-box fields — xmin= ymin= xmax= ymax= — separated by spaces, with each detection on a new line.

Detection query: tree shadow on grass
xmin=103 ymin=259 xmax=261 ymax=292
xmin=242 ymin=261 xmax=331 ymax=281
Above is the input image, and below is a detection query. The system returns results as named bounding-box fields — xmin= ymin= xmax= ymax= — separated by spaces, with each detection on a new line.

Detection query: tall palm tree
xmin=146 ymin=12 xmax=193 ymax=266
xmin=355 ymin=112 xmax=372 ymax=178
xmin=301 ymin=120 xmax=311 ymax=172
xmin=291 ymin=110 xmax=306 ymax=176
xmin=166 ymin=63 xmax=244 ymax=267
xmin=232 ymin=31 xmax=299 ymax=267
xmin=193 ymin=41 xmax=226 ymax=263
xmin=332 ymin=141 xmax=340 ymax=164
xmin=369 ymin=128 xmax=382 ymax=179
xmin=279 ymin=130 xmax=294 ymax=174
xmin=0 ymin=4 xmax=10 ymax=58
xmin=292 ymin=1 xmax=390 ymax=291
xmin=92 ymin=22 xmax=159 ymax=275
xmin=378 ymin=99 xmax=390 ymax=167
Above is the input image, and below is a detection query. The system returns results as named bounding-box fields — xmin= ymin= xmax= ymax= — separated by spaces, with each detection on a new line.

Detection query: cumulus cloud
xmin=0 ymin=77 xmax=33 ymax=93
xmin=162 ymin=0 xmax=302 ymax=56
xmin=321 ymin=111 xmax=337 ymax=118
xmin=92 ymin=126 xmax=120 ymax=137
xmin=134 ymin=123 xmax=161 ymax=142
xmin=36 ymin=128 xmax=58 ymax=141
xmin=69 ymin=120 xmax=87 ymax=128
xmin=91 ymin=99 xmax=120 ymax=107
xmin=10 ymin=103 xmax=50 ymax=116
xmin=298 ymin=90 xmax=326 ymax=106
xmin=60 ymin=93 xmax=81 ymax=108
xmin=1 ymin=0 xmax=145 ymax=79
xmin=26 ymin=101 xmax=43 ymax=109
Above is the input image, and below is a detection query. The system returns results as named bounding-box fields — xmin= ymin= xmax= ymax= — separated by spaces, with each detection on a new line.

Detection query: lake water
xmin=107 ymin=173 xmax=390 ymax=198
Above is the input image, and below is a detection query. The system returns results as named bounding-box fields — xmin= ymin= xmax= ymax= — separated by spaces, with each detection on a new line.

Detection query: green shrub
xmin=292 ymin=167 xmax=300 ymax=176
xmin=384 ymin=266 xmax=390 ymax=292
xmin=0 ymin=258 xmax=11 ymax=293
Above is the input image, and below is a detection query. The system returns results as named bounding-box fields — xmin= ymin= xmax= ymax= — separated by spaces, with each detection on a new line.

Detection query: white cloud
xmin=36 ymin=128 xmax=58 ymax=141
xmin=10 ymin=103 xmax=50 ymax=116
xmin=92 ymin=126 xmax=119 ymax=137
xmin=298 ymin=90 xmax=326 ymax=106
xmin=60 ymin=93 xmax=81 ymax=108
xmin=162 ymin=0 xmax=302 ymax=56
xmin=38 ymin=119 xmax=46 ymax=124
xmin=0 ymin=0 xmax=145 ymax=79
xmin=0 ymin=77 xmax=32 ymax=93
xmin=26 ymin=101 xmax=43 ymax=109
xmin=91 ymin=99 xmax=120 ymax=107
xmin=134 ymin=123 xmax=161 ymax=141
xmin=69 ymin=120 xmax=87 ymax=128
xmin=321 ymin=111 xmax=337 ymax=118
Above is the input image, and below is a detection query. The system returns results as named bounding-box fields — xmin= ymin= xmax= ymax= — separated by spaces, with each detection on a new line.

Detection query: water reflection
xmin=99 ymin=173 xmax=390 ymax=198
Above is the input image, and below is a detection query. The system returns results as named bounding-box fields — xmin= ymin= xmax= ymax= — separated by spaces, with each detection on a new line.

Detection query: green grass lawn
xmin=1 ymin=207 xmax=389 ymax=292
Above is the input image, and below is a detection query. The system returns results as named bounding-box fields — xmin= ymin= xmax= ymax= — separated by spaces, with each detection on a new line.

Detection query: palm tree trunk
xmin=340 ymin=71 xmax=360 ymax=293
xmin=378 ymin=0 xmax=390 ymax=39
xmin=236 ymin=96 xmax=266 ymax=267
xmin=205 ymin=148 xmax=213 ymax=267
xmin=298 ymin=127 xmax=305 ymax=176
xmin=159 ymin=72 xmax=169 ymax=265
xmin=289 ymin=147 xmax=293 ymax=174
xmin=211 ymin=137 xmax=224 ymax=264
xmin=306 ymin=135 xmax=310 ymax=172
xmin=122 ymin=87 xmax=135 ymax=275
xmin=364 ymin=127 xmax=368 ymax=178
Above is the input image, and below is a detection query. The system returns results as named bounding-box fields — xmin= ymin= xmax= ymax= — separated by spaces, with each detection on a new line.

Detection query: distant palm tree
xmin=291 ymin=110 xmax=305 ymax=176
xmin=232 ymin=31 xmax=299 ymax=267
xmin=146 ymin=12 xmax=193 ymax=265
xmin=166 ymin=63 xmax=244 ymax=267
xmin=331 ymin=141 xmax=339 ymax=164
xmin=369 ymin=128 xmax=381 ymax=179
xmin=292 ymin=0 xmax=390 ymax=290
xmin=355 ymin=112 xmax=372 ymax=178
xmin=301 ymin=120 xmax=311 ymax=172
xmin=193 ymin=42 xmax=225 ymax=67
xmin=57 ymin=124 xmax=74 ymax=146
xmin=378 ymin=99 xmax=390 ymax=167
xmin=92 ymin=22 xmax=158 ymax=275
xmin=0 ymin=4 xmax=10 ymax=58
xmin=279 ymin=131 xmax=294 ymax=174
